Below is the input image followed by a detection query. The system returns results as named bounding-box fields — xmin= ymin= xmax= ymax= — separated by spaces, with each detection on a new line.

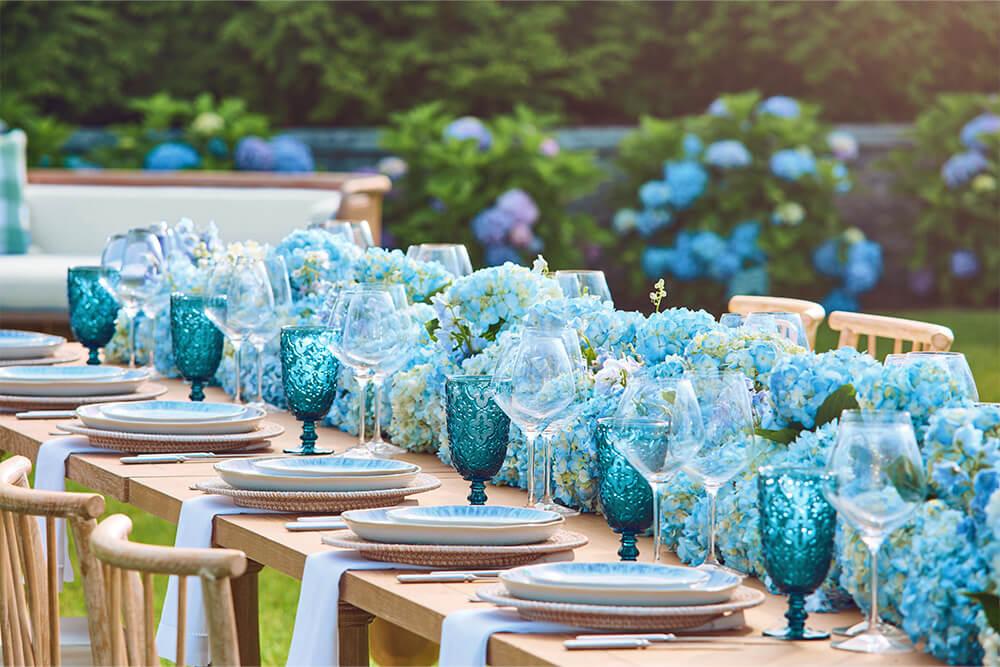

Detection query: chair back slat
xmin=828 ymin=311 xmax=954 ymax=358
xmin=727 ymin=295 xmax=825 ymax=348
xmin=3 ymin=508 xmax=37 ymax=665
xmin=1 ymin=509 xmax=25 ymax=667
xmin=108 ymin=565 xmax=126 ymax=666
xmin=89 ymin=513 xmax=246 ymax=667
xmin=46 ymin=516 xmax=60 ymax=665
xmin=19 ymin=510 xmax=51 ymax=666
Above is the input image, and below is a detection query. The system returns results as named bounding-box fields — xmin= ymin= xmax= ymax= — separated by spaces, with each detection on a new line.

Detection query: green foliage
xmin=2 ymin=2 xmax=997 ymax=127
xmin=380 ymin=103 xmax=608 ymax=269
xmin=0 ymin=95 xmax=75 ymax=167
xmin=614 ymin=91 xmax=850 ymax=309
xmin=755 ymin=382 xmax=858 ymax=445
xmin=965 ymin=591 xmax=1000 ymax=633
xmin=885 ymin=93 xmax=1000 ymax=305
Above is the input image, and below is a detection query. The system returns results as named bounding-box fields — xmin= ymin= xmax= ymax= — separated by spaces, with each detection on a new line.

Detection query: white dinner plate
xmin=500 ymin=564 xmax=740 ymax=607
xmin=214 ymin=458 xmax=420 ymax=492
xmin=100 ymin=400 xmax=245 ymax=423
xmin=341 ymin=508 xmax=562 ymax=546
xmin=0 ymin=365 xmax=123 ymax=382
xmin=76 ymin=404 xmax=265 ymax=435
xmin=0 ymin=369 xmax=150 ymax=397
xmin=252 ymin=456 xmax=418 ymax=477
xmin=386 ymin=505 xmax=562 ymax=528
xmin=520 ymin=561 xmax=709 ymax=589
xmin=0 ymin=330 xmax=65 ymax=360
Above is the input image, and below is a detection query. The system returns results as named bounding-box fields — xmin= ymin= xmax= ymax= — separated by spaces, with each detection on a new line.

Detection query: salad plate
xmin=215 ymin=458 xmax=420 ymax=492
xmin=0 ymin=369 xmax=150 ymax=397
xmin=0 ymin=365 xmax=124 ymax=382
xmin=76 ymin=404 xmax=265 ymax=435
xmin=0 ymin=330 xmax=65 ymax=360
xmin=521 ymin=562 xmax=709 ymax=589
xmin=101 ymin=400 xmax=244 ymax=423
xmin=342 ymin=508 xmax=563 ymax=546
xmin=253 ymin=456 xmax=418 ymax=477
xmin=386 ymin=505 xmax=562 ymax=528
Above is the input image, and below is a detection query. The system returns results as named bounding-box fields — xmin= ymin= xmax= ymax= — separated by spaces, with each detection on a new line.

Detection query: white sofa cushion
xmin=0 ymin=253 xmax=99 ymax=311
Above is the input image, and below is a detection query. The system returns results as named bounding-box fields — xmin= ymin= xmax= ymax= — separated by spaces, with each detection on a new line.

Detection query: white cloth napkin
xmin=155 ymin=494 xmax=271 ymax=666
xmin=33 ymin=435 xmax=106 ymax=587
xmin=438 ymin=608 xmax=577 ymax=667
xmin=285 ymin=550 xmax=430 ymax=667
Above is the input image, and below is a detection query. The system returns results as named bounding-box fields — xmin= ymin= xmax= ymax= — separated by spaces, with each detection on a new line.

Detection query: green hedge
xmin=2 ymin=1 xmax=997 ymax=127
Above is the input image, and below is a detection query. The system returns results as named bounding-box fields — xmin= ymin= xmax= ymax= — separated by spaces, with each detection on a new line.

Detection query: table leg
xmin=338 ymin=602 xmax=375 ymax=667
xmin=370 ymin=617 xmax=439 ymax=666
xmin=231 ymin=559 xmax=263 ymax=666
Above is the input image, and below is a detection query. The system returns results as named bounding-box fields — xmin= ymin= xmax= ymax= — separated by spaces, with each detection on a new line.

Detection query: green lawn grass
xmin=50 ymin=308 xmax=998 ymax=665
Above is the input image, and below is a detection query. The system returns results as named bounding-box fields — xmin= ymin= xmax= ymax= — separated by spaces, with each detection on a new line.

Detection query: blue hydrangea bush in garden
xmin=378 ymin=102 xmax=610 ymax=268
xmin=106 ymin=220 xmax=995 ymax=662
xmin=613 ymin=91 xmax=876 ymax=312
xmin=885 ymin=93 xmax=999 ymax=305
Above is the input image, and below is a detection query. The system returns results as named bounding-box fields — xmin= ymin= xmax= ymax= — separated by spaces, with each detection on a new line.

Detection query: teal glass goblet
xmin=67 ymin=266 xmax=120 ymax=365
xmin=595 ymin=418 xmax=654 ymax=561
xmin=445 ymin=375 xmax=510 ymax=505
xmin=280 ymin=325 xmax=339 ymax=455
xmin=170 ymin=294 xmax=224 ymax=402
xmin=758 ymin=466 xmax=837 ymax=640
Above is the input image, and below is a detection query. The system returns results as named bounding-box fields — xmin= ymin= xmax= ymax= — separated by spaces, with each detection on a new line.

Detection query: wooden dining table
xmin=0 ymin=344 xmax=940 ymax=666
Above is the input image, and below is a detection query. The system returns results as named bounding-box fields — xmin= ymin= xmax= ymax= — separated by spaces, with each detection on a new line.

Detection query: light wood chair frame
xmin=88 ymin=513 xmax=247 ymax=667
xmin=727 ymin=295 xmax=826 ymax=349
xmin=827 ymin=310 xmax=954 ymax=356
xmin=0 ymin=455 xmax=105 ymax=666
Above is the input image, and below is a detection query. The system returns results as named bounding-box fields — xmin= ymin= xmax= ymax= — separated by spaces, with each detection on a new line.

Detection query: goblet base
xmin=832 ymin=626 xmax=914 ymax=653
xmin=764 ymin=626 xmax=829 ymax=640
xmin=532 ymin=501 xmax=580 ymax=517
xmin=283 ymin=445 xmax=333 ymax=456
xmin=832 ymin=620 xmax=906 ymax=638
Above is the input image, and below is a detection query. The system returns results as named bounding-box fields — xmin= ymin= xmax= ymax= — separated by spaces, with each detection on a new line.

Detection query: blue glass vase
xmin=280 ymin=325 xmax=339 ymax=455
xmin=758 ymin=466 xmax=837 ymax=640
xmin=67 ymin=266 xmax=120 ymax=365
xmin=445 ymin=375 xmax=510 ymax=505
xmin=169 ymin=294 xmax=224 ymax=402
xmin=595 ymin=419 xmax=654 ymax=561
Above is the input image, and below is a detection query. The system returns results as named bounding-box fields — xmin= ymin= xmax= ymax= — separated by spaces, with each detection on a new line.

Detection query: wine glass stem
xmin=231 ymin=340 xmax=242 ymax=403
xmin=866 ymin=538 xmax=883 ymax=632
xmin=705 ymin=485 xmax=720 ymax=565
xmin=371 ymin=377 xmax=385 ymax=444
xmin=524 ymin=430 xmax=537 ymax=506
xmin=356 ymin=376 xmax=369 ymax=445
xmin=127 ymin=308 xmax=137 ymax=368
xmin=539 ymin=432 xmax=553 ymax=505
xmin=651 ymin=482 xmax=663 ymax=563
xmin=254 ymin=342 xmax=265 ymax=404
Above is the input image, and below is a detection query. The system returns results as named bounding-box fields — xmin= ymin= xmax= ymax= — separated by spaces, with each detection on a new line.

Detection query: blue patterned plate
xmin=252 ymin=456 xmax=418 ymax=478
xmin=342 ymin=508 xmax=561 ymax=546
xmin=0 ymin=330 xmax=66 ymax=360
xmin=0 ymin=330 xmax=48 ymax=345
xmin=520 ymin=562 xmax=709 ymax=589
xmin=386 ymin=505 xmax=562 ymax=528
xmin=101 ymin=400 xmax=245 ymax=423
xmin=0 ymin=365 xmax=124 ymax=382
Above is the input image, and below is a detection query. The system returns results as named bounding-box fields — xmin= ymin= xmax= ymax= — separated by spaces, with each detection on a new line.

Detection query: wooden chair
xmin=827 ymin=311 xmax=954 ymax=356
xmin=727 ymin=295 xmax=826 ymax=349
xmin=0 ymin=455 xmax=106 ymax=666
xmin=87 ymin=513 xmax=247 ymax=667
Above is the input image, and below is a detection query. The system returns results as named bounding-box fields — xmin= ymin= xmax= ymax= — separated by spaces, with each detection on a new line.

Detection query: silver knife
xmin=284 ymin=521 xmax=346 ymax=532
xmin=397 ymin=571 xmax=503 ymax=583
xmin=119 ymin=452 xmax=266 ymax=464
xmin=16 ymin=410 xmax=78 ymax=419
xmin=565 ymin=634 xmax=782 ymax=649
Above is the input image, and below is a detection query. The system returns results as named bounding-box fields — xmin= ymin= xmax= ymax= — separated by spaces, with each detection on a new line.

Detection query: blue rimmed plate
xmin=0 ymin=369 xmax=149 ymax=397
xmin=341 ymin=508 xmax=562 ymax=546
xmin=252 ymin=456 xmax=418 ymax=478
xmin=101 ymin=400 xmax=245 ymax=423
xmin=386 ymin=505 xmax=562 ymax=528
xmin=0 ymin=365 xmax=124 ymax=382
xmin=77 ymin=404 xmax=264 ymax=435
xmin=214 ymin=459 xmax=419 ymax=492
xmin=0 ymin=330 xmax=66 ymax=360
xmin=519 ymin=561 xmax=708 ymax=589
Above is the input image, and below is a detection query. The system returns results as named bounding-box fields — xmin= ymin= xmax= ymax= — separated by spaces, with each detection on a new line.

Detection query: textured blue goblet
xmin=280 ymin=325 xmax=339 ymax=455
xmin=67 ymin=266 xmax=120 ymax=365
xmin=445 ymin=375 xmax=510 ymax=505
xmin=170 ymin=294 xmax=224 ymax=401
xmin=595 ymin=420 xmax=654 ymax=561
xmin=758 ymin=466 xmax=837 ymax=640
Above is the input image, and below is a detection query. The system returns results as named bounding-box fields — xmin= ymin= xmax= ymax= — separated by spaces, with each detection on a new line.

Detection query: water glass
xmin=744 ymin=311 xmax=810 ymax=349
xmin=884 ymin=351 xmax=978 ymax=401
xmin=67 ymin=266 xmax=120 ymax=365
xmin=595 ymin=418 xmax=654 ymax=561
xmin=758 ymin=466 xmax=837 ymax=640
xmin=554 ymin=270 xmax=613 ymax=305
xmin=316 ymin=220 xmax=376 ymax=249
xmin=280 ymin=326 xmax=339 ymax=455
xmin=170 ymin=294 xmax=224 ymax=401
xmin=824 ymin=409 xmax=926 ymax=653
xmin=406 ymin=244 xmax=473 ymax=277
xmin=445 ymin=375 xmax=510 ymax=505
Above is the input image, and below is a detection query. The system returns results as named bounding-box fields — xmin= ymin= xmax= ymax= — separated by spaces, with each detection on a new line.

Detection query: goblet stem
xmin=371 ymin=377 xmax=385 ymax=444
xmin=866 ymin=538 xmax=883 ymax=632
xmin=785 ymin=592 xmax=807 ymax=638
xmin=618 ymin=532 xmax=639 ymax=561
xmin=355 ymin=376 xmax=370 ymax=446
xmin=468 ymin=480 xmax=487 ymax=506
xmin=189 ymin=379 xmax=205 ymax=402
xmin=231 ymin=339 xmax=243 ymax=403
xmin=704 ymin=484 xmax=721 ymax=566
xmin=539 ymin=431 xmax=554 ymax=507
xmin=523 ymin=430 xmax=538 ymax=507
xmin=127 ymin=308 xmax=138 ymax=368
xmin=650 ymin=482 xmax=663 ymax=563
xmin=254 ymin=342 xmax=265 ymax=405
xmin=87 ymin=347 xmax=101 ymax=365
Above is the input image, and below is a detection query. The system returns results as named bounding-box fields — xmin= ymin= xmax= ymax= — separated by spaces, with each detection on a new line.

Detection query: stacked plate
xmin=342 ymin=505 xmax=564 ymax=546
xmin=215 ymin=456 xmax=421 ymax=492
xmin=76 ymin=400 xmax=265 ymax=435
xmin=0 ymin=366 xmax=149 ymax=397
xmin=0 ymin=329 xmax=66 ymax=363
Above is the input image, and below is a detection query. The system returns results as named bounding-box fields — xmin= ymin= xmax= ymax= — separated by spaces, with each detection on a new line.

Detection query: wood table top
xmin=0 ymin=344 xmax=939 ymax=666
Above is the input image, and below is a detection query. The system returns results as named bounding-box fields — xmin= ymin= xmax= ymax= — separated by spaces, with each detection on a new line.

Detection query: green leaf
xmin=754 ymin=427 xmax=802 ymax=445
xmin=965 ymin=591 xmax=1000 ymax=632
xmin=887 ymin=455 xmax=926 ymax=504
xmin=814 ymin=384 xmax=859 ymax=428
xmin=423 ymin=318 xmax=439 ymax=342
xmin=481 ymin=319 xmax=506 ymax=343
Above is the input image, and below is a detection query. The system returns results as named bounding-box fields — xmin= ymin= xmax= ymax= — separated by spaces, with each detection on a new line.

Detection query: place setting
xmin=0 ymin=363 xmax=165 ymax=411
xmin=0 ymin=328 xmax=79 ymax=367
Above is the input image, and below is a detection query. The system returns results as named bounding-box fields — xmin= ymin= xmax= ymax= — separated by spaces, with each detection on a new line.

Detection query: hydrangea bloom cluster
xmin=812 ymin=228 xmax=884 ymax=312
xmin=233 ymin=135 xmax=315 ymax=172
xmin=855 ymin=359 xmax=974 ymax=434
xmin=470 ymin=189 xmax=543 ymax=265
xmin=766 ymin=347 xmax=878 ymax=428
xmin=351 ymin=247 xmax=452 ymax=303
xmin=683 ymin=327 xmax=805 ymax=387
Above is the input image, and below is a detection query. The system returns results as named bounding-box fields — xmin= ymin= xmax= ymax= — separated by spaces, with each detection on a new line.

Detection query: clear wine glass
xmin=718 ymin=313 xmax=745 ymax=329
xmin=248 ymin=251 xmax=292 ymax=412
xmin=824 ymin=409 xmax=926 ymax=654
xmin=682 ymin=369 xmax=755 ymax=576
xmin=615 ymin=375 xmax=705 ymax=562
xmin=319 ymin=220 xmax=376 ymax=249
xmin=884 ymin=351 xmax=978 ymax=401
xmin=406 ymin=244 xmax=473 ymax=277
xmin=744 ymin=312 xmax=810 ymax=349
xmin=360 ymin=282 xmax=412 ymax=457
xmin=100 ymin=229 xmax=164 ymax=368
xmin=554 ymin=270 xmax=613 ymax=304
xmin=204 ymin=258 xmax=274 ymax=403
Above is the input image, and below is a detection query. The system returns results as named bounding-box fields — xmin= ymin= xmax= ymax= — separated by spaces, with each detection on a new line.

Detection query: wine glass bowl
xmin=445 ymin=375 xmax=511 ymax=505
xmin=67 ymin=266 xmax=120 ymax=365
xmin=316 ymin=220 xmax=376 ymax=249
xmin=280 ymin=325 xmax=339 ymax=455
xmin=406 ymin=244 xmax=473 ymax=277
xmin=101 ymin=229 xmax=164 ymax=367
xmin=169 ymin=294 xmax=224 ymax=402
xmin=554 ymin=270 xmax=613 ymax=304
xmin=884 ymin=351 xmax=978 ymax=401
xmin=743 ymin=311 xmax=810 ymax=350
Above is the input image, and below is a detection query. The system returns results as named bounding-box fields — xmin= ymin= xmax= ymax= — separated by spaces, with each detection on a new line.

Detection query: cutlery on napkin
xmin=398 ymin=571 xmax=503 ymax=583
xmin=564 ymin=633 xmax=784 ymax=649
xmin=285 ymin=520 xmax=347 ymax=532
xmin=16 ymin=410 xmax=79 ymax=419
xmin=119 ymin=452 xmax=268 ymax=464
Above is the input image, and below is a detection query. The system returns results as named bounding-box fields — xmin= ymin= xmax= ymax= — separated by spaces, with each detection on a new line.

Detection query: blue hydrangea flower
xmin=812 ymin=239 xmax=844 ymax=277
xmin=269 ymin=135 xmax=315 ymax=172
xmin=443 ymin=116 xmax=492 ymax=151
xmin=843 ymin=239 xmax=883 ymax=294
xmin=950 ymin=249 xmax=980 ymax=278
xmin=726 ymin=265 xmax=769 ymax=298
xmin=941 ymin=151 xmax=988 ymax=188
xmin=144 ymin=142 xmax=201 ymax=171
xmin=663 ymin=160 xmax=709 ymax=210
xmin=908 ymin=268 xmax=935 ymax=295
xmin=234 ymin=136 xmax=275 ymax=171
xmin=636 ymin=208 xmax=672 ymax=238
xmin=704 ymin=140 xmax=752 ymax=168
xmin=706 ymin=98 xmax=730 ymax=117
xmin=636 ymin=308 xmax=717 ymax=363
xmin=612 ymin=208 xmax=639 ymax=235
xmin=496 ymin=188 xmax=539 ymax=226
xmin=689 ymin=230 xmax=726 ymax=263
xmin=670 ymin=248 xmax=701 ymax=281
xmin=728 ymin=221 xmax=764 ymax=263
xmin=769 ymin=148 xmax=817 ymax=181
xmin=960 ymin=112 xmax=1000 ymax=152
xmin=707 ymin=250 xmax=741 ymax=282
xmin=483 ymin=244 xmax=522 ymax=267
xmin=640 ymin=246 xmax=673 ymax=279
xmin=207 ymin=137 xmax=228 ymax=158
xmin=821 ymin=287 xmax=859 ymax=313
xmin=471 ymin=207 xmax=516 ymax=245
xmin=638 ymin=180 xmax=671 ymax=209
xmin=682 ymin=133 xmax=703 ymax=158
xmin=757 ymin=95 xmax=800 ymax=118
